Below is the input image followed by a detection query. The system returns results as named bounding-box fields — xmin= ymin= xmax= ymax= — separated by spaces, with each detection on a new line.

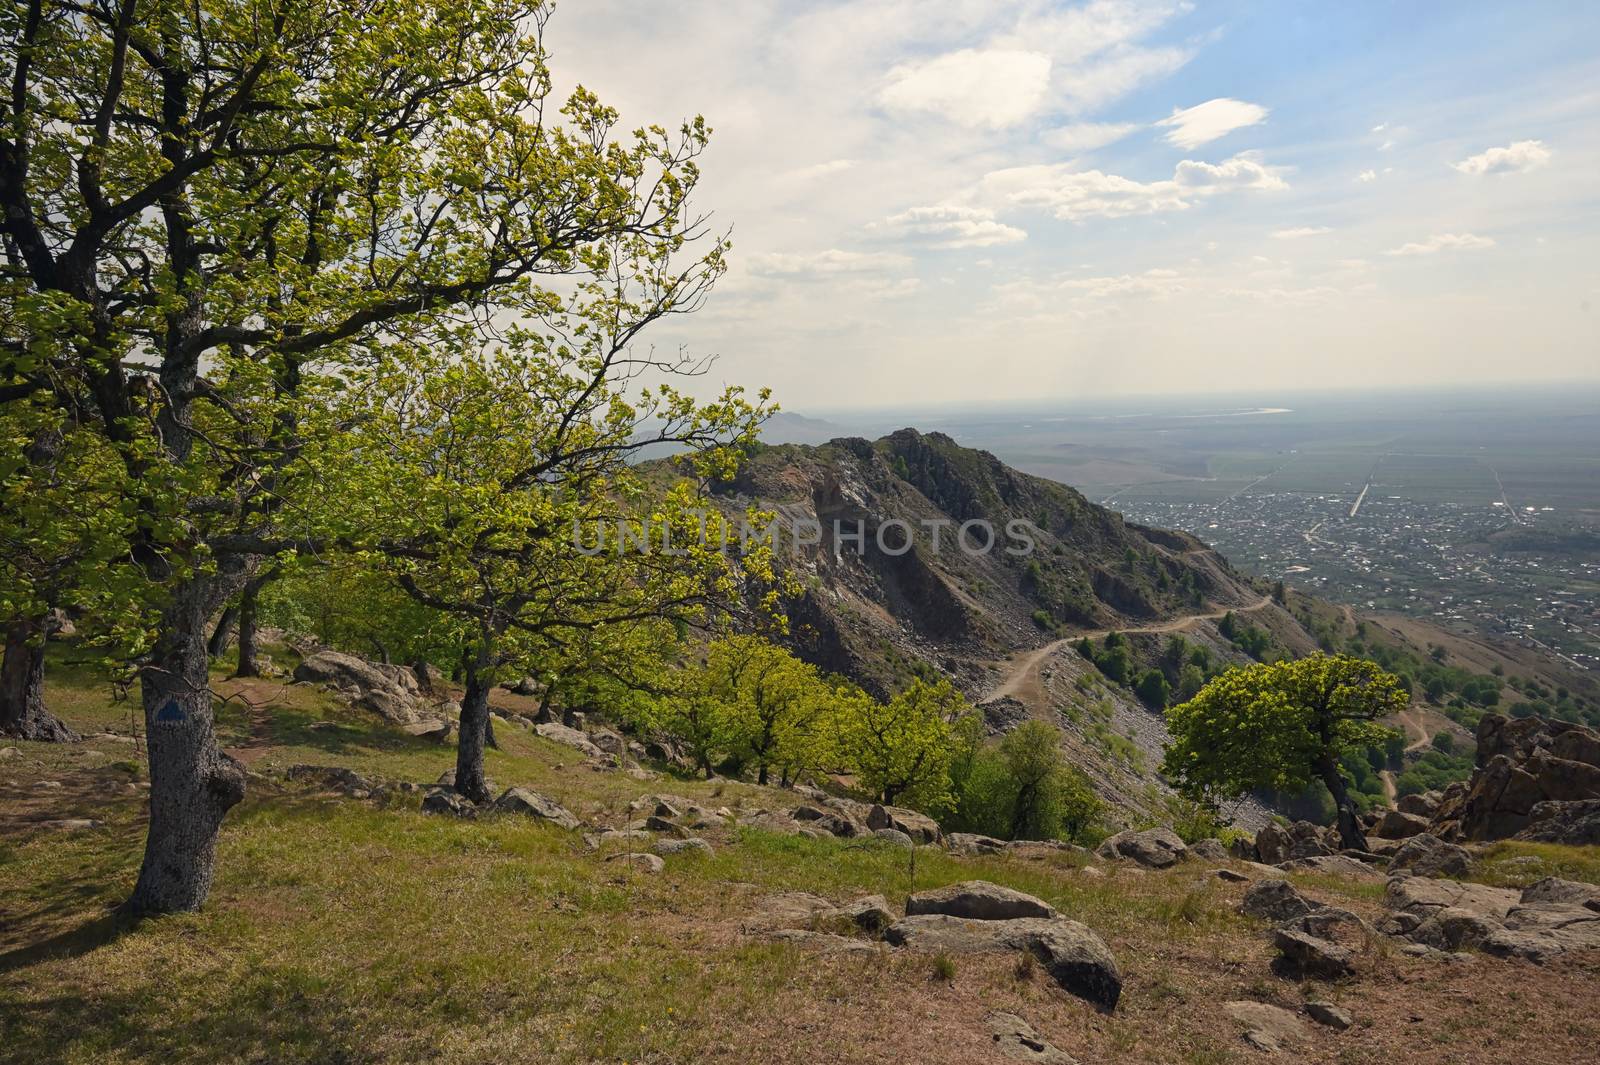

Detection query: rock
xmin=1095 ymin=827 xmax=1188 ymax=868
xmin=1189 ymin=838 xmax=1229 ymax=861
xmin=590 ymin=728 xmax=625 ymax=756
xmin=1388 ymin=833 xmax=1471 ymax=879
xmin=762 ymin=928 xmax=878 ymax=954
xmin=742 ymin=891 xmax=836 ymax=931
xmin=36 ymin=818 xmax=102 ymax=831
xmin=1305 ymin=1001 xmax=1352 ymax=1030
xmin=1242 ymin=879 xmax=1316 ymax=923
xmin=293 ymin=650 xmax=425 ymax=724
xmin=285 ymin=763 xmax=380 ymax=797
xmin=606 ymin=852 xmax=664 ymax=875
xmin=1277 ymin=854 xmax=1385 ymax=880
xmin=1436 ymin=716 xmax=1600 ymax=842
xmin=421 ymin=788 xmax=477 ymax=818
xmin=399 ymin=717 xmax=452 ymax=742
xmin=986 ymin=1012 xmax=1077 ymax=1064
xmin=1385 ymin=875 xmax=1518 ymax=921
xmin=833 ymin=895 xmax=895 ymax=935
xmin=1214 ymin=868 xmax=1251 ymax=883
xmin=1286 ymin=906 xmax=1367 ymax=940
xmin=491 ymin=787 xmax=581 ymax=830
xmin=906 ymin=880 xmax=1058 ymax=921
xmin=1224 ymin=1001 xmax=1307 ymax=1054
xmin=532 ymin=721 xmax=605 ymax=759
xmin=791 ymin=804 xmax=828 ymax=821
xmin=873 ymin=828 xmax=914 ymax=848
xmin=866 ymin=803 xmax=941 ymax=844
xmin=652 ymin=837 xmax=713 ymax=857
xmin=1253 ymin=822 xmax=1292 ymax=864
xmin=644 ymin=815 xmax=687 ymax=837
xmin=1520 ymin=876 xmax=1600 ymax=909
xmin=1272 ymin=928 xmax=1355 ymax=978
xmin=947 ymin=831 xmax=1007 ymax=855
xmin=0 ymin=746 xmax=21 ymax=760
xmin=35 ymin=780 xmax=62 ymax=790
xmin=1516 ymin=799 xmax=1600 ymax=845
xmin=885 ymin=915 xmax=1121 ymax=1009
xmin=1375 ymin=809 xmax=1431 ymax=839
xmin=1397 ymin=791 xmax=1441 ymax=818
xmin=1079 ymin=866 xmax=1105 ymax=880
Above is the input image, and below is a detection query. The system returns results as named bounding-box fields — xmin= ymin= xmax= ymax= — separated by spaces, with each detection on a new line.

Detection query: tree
xmin=947 ymin=719 xmax=1101 ymax=842
xmin=1134 ymin=668 xmax=1171 ymax=710
xmin=2 ymin=0 xmax=728 ymax=912
xmin=838 ymin=677 xmax=968 ymax=809
xmin=331 ymin=334 xmax=772 ymax=803
xmin=704 ymin=635 xmax=829 ymax=786
xmin=1161 ymin=654 xmax=1407 ymax=851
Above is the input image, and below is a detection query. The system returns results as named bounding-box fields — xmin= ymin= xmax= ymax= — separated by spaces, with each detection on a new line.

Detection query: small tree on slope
xmin=1160 ymin=654 xmax=1406 ymax=852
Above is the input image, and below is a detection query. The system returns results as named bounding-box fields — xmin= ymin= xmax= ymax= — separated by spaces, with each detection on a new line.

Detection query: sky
xmin=548 ymin=1 xmax=1600 ymax=410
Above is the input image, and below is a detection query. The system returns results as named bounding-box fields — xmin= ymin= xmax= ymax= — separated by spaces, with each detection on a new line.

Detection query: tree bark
xmin=206 ymin=605 xmax=238 ymax=658
xmin=455 ymin=656 xmax=493 ymax=804
xmin=1318 ymin=754 xmax=1369 ymax=852
xmin=1 ymin=616 xmax=79 ymax=743
xmin=533 ymin=685 xmax=556 ymax=725
xmin=233 ymin=579 xmax=262 ymax=677
xmin=126 ymin=576 xmax=247 ymax=915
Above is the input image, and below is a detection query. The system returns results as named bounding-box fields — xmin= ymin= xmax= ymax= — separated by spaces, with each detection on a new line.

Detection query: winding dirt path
xmin=980 ymin=596 xmax=1274 ymax=704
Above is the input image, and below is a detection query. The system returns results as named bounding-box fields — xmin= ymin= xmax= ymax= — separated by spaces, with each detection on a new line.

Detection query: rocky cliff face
xmin=1431 ymin=714 xmax=1600 ymax=844
xmin=711 ymin=429 xmax=1261 ymax=697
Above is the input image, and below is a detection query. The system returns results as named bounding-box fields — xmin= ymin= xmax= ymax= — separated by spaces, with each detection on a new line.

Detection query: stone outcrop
xmin=1094 ymin=827 xmax=1187 ymax=868
xmin=885 ymin=914 xmax=1121 ymax=1009
xmin=491 ymin=787 xmax=581 ymax=829
xmin=1379 ymin=873 xmax=1600 ymax=962
xmin=1388 ymin=833 xmax=1471 ymax=879
xmin=905 ymin=880 xmax=1058 ymax=921
xmin=1430 ymin=715 xmax=1600 ymax=843
xmin=866 ymin=803 xmax=941 ymax=843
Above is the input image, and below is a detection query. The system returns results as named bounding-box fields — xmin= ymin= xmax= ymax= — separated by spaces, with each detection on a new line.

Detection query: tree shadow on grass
xmin=0 ymin=908 xmax=137 ymax=975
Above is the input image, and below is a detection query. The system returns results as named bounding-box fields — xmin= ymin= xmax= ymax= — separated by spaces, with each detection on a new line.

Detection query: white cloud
xmin=1173 ymin=152 xmax=1288 ymax=191
xmin=877 ymin=204 xmax=1027 ymax=249
xmin=1042 ymin=121 xmax=1141 ymax=153
xmin=978 ymin=152 xmax=1286 ymax=222
xmin=1385 ymin=233 xmax=1496 ymax=257
xmin=879 ymin=48 xmax=1052 ymax=129
xmin=1272 ymin=226 xmax=1332 ymax=239
xmin=1054 ymin=44 xmax=1194 ymax=113
xmin=1357 ymin=169 xmax=1378 ymax=183
xmin=1452 ymin=139 xmax=1551 ymax=176
xmin=747 ymin=249 xmax=912 ymax=277
xmin=1157 ymin=98 xmax=1269 ymax=149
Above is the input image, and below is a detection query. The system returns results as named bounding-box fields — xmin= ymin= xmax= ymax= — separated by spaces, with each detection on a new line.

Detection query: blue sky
xmin=551 ymin=1 xmax=1600 ymax=408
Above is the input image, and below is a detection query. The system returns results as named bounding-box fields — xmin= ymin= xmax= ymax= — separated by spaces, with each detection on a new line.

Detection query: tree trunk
xmin=233 ymin=580 xmax=262 ymax=677
xmin=1318 ymin=754 xmax=1369 ymax=852
xmin=455 ymin=657 xmax=493 ymax=804
xmin=206 ymin=605 xmax=238 ymax=658
xmin=1 ymin=616 xmax=78 ymax=742
xmin=484 ymin=711 xmax=498 ymax=751
xmin=757 ymin=763 xmax=769 ymax=786
xmin=533 ymin=685 xmax=556 ymax=725
xmin=126 ymin=576 xmax=247 ymax=915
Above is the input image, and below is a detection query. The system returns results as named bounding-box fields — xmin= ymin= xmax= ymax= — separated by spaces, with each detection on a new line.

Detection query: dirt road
xmin=981 ymin=596 xmax=1274 ymax=704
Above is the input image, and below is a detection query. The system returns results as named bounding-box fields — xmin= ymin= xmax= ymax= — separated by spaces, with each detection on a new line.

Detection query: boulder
xmin=1241 ymin=879 xmax=1316 ymax=923
xmin=294 ymin=650 xmax=425 ymax=724
xmin=1254 ymin=822 xmax=1292 ymax=864
xmin=1095 ymin=827 xmax=1187 ymax=868
xmin=1384 ymin=875 xmax=1518 ymax=921
xmin=833 ymin=895 xmax=895 ymax=935
xmin=652 ymin=837 xmax=713 ymax=857
xmin=946 ymin=832 xmax=1007 ymax=855
xmin=1515 ymin=799 xmax=1600 ymax=845
xmin=1189 ymin=838 xmax=1229 ymax=861
xmin=532 ymin=721 xmax=605 ymax=760
xmin=1397 ymin=790 xmax=1441 ymax=818
xmin=906 ymin=880 xmax=1058 ymax=921
xmin=884 ymin=915 xmax=1120 ymax=1010
xmin=606 ymin=852 xmax=665 ymax=875
xmin=421 ymin=788 xmax=477 ymax=818
xmin=866 ymin=803 xmax=941 ymax=844
xmin=873 ymin=828 xmax=914 ymax=848
xmin=1214 ymin=868 xmax=1251 ymax=883
xmin=762 ymin=928 xmax=879 ymax=954
xmin=1375 ymin=809 xmax=1431 ymax=839
xmin=491 ymin=787 xmax=581 ymax=830
xmin=985 ymin=1012 xmax=1076 ymax=1064
xmin=1223 ymin=1001 xmax=1308 ymax=1054
xmin=1520 ymin=876 xmax=1600 ymax=910
xmin=1388 ymin=833 xmax=1471 ymax=879
xmin=1272 ymin=928 xmax=1355 ymax=978
xmin=1305 ymin=1002 xmax=1352 ymax=1030
xmin=1277 ymin=854 xmax=1385 ymax=880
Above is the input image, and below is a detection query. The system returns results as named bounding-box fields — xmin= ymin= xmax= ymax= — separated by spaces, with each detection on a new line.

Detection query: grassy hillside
xmin=4 ymin=651 xmax=1600 ymax=1064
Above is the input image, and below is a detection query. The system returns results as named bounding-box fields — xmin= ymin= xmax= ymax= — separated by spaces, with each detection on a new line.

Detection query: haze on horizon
xmin=551 ymin=1 xmax=1600 ymax=409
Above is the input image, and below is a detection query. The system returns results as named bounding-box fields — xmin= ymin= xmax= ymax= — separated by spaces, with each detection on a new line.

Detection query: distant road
xmin=981 ymin=596 xmax=1274 ymax=704
xmin=1348 ymin=454 xmax=1386 ymax=518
